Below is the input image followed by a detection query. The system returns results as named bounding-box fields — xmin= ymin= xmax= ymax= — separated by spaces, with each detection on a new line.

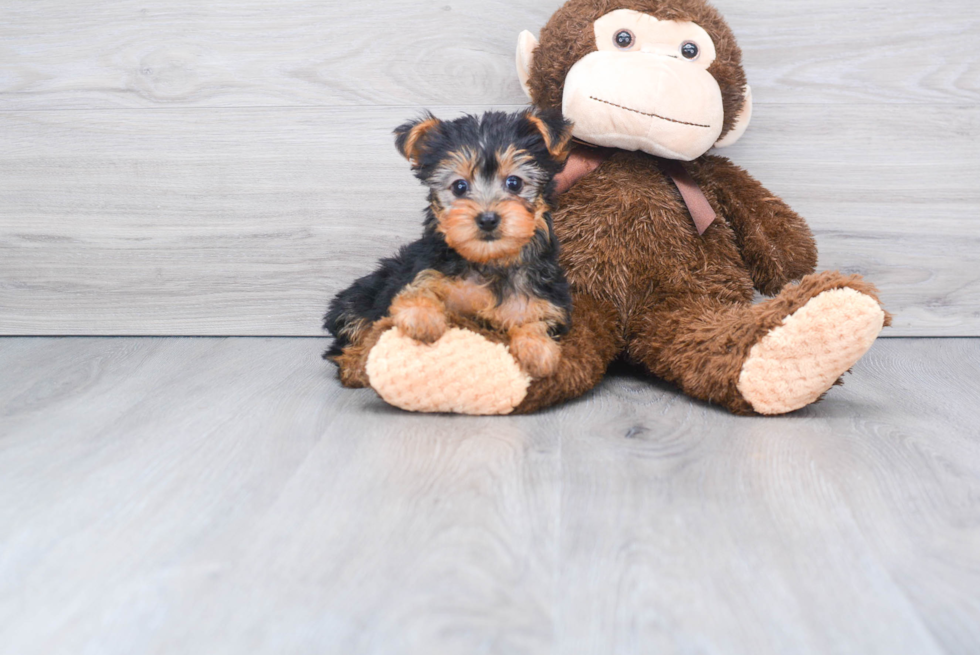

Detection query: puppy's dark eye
xmin=505 ymin=176 xmax=524 ymax=193
xmin=614 ymin=30 xmax=634 ymax=49
xmin=681 ymin=41 xmax=700 ymax=60
xmin=451 ymin=179 xmax=469 ymax=197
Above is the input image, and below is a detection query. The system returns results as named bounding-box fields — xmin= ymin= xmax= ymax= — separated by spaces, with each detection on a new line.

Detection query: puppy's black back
xmin=323 ymin=233 xmax=465 ymax=358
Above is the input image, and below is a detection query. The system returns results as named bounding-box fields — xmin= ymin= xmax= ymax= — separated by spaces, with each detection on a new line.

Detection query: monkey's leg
xmin=332 ymin=317 xmax=396 ymax=389
xmin=364 ymin=292 xmax=622 ymax=415
xmin=628 ymin=271 xmax=890 ymax=415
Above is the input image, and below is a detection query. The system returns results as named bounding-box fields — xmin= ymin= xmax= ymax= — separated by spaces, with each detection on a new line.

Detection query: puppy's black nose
xmin=476 ymin=212 xmax=501 ymax=232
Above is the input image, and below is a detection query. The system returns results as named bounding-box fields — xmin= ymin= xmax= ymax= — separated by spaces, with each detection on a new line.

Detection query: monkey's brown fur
xmin=511 ymin=0 xmax=891 ymax=414
xmin=339 ymin=0 xmax=890 ymax=415
xmin=511 ymin=147 xmax=893 ymax=414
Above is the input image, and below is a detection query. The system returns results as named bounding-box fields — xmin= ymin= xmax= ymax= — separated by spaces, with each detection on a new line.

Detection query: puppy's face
xmin=427 ymin=144 xmax=548 ymax=264
xmin=395 ymin=110 xmax=573 ymax=265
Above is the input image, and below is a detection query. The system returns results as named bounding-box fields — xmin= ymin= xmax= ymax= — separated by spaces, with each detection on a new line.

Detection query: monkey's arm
xmin=696 ymin=155 xmax=818 ymax=296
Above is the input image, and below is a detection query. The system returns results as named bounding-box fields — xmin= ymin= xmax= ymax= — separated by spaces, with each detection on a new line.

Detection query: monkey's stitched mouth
xmin=589 ymin=96 xmax=711 ymax=129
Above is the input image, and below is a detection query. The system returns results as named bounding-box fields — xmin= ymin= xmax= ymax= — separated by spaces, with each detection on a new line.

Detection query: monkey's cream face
xmin=566 ymin=10 xmax=724 ymax=160
xmin=516 ymin=9 xmax=752 ymax=161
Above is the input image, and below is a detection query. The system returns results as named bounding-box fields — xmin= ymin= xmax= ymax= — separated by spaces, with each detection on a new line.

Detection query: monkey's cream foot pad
xmin=366 ymin=327 xmax=530 ymax=415
xmin=738 ymin=288 xmax=886 ymax=415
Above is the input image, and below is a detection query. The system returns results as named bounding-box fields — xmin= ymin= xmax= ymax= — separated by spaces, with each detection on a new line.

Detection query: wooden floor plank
xmin=0 ymin=337 xmax=561 ymax=654
xmin=2 ymin=105 xmax=977 ymax=336
xmin=1 ymin=337 xmax=979 ymax=653
xmin=1 ymin=0 xmax=976 ymax=110
xmin=554 ymin=341 xmax=980 ymax=653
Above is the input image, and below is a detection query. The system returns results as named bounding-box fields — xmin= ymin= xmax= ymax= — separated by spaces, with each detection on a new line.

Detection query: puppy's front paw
xmin=509 ymin=329 xmax=561 ymax=378
xmin=392 ymin=299 xmax=448 ymax=344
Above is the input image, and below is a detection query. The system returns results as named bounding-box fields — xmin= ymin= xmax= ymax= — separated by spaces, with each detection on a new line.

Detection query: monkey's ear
xmin=394 ymin=113 xmax=442 ymax=166
xmin=524 ymin=108 xmax=575 ymax=162
xmin=516 ymin=30 xmax=539 ymax=100
xmin=714 ymin=86 xmax=753 ymax=148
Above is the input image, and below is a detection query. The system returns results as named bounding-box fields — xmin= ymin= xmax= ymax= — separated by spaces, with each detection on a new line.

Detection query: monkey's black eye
xmin=451 ymin=179 xmax=469 ymax=197
xmin=681 ymin=41 xmax=700 ymax=60
xmin=505 ymin=176 xmax=524 ymax=193
xmin=614 ymin=30 xmax=634 ymax=49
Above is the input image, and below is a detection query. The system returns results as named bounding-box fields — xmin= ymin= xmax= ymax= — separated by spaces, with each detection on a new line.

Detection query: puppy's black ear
xmin=394 ymin=113 xmax=442 ymax=167
xmin=522 ymin=108 xmax=574 ymax=162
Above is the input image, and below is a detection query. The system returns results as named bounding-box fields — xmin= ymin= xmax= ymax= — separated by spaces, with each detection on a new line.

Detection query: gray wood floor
xmin=2 ymin=336 xmax=979 ymax=654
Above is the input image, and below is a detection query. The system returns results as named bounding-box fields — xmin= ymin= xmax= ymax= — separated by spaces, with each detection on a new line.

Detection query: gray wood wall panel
xmin=2 ymin=0 xmax=976 ymax=109
xmin=1 ymin=104 xmax=976 ymax=335
xmin=1 ymin=0 xmax=978 ymax=336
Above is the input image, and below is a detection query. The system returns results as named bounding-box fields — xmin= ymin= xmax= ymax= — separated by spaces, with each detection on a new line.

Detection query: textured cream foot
xmin=366 ymin=327 xmax=531 ymax=415
xmin=738 ymin=288 xmax=886 ymax=415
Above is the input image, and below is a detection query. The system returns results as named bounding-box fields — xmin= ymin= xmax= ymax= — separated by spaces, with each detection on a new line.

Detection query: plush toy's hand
xmin=365 ymin=327 xmax=531 ymax=415
xmin=508 ymin=323 xmax=561 ymax=379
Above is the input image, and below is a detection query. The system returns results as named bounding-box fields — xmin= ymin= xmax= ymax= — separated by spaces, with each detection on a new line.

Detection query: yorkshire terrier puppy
xmin=324 ymin=109 xmax=575 ymax=379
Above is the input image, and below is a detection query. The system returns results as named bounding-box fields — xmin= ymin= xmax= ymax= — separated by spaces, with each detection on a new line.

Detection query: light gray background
xmin=1 ymin=0 xmax=977 ymax=336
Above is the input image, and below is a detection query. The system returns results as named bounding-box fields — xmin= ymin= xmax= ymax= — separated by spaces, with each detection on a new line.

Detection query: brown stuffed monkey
xmin=339 ymin=0 xmax=890 ymax=416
